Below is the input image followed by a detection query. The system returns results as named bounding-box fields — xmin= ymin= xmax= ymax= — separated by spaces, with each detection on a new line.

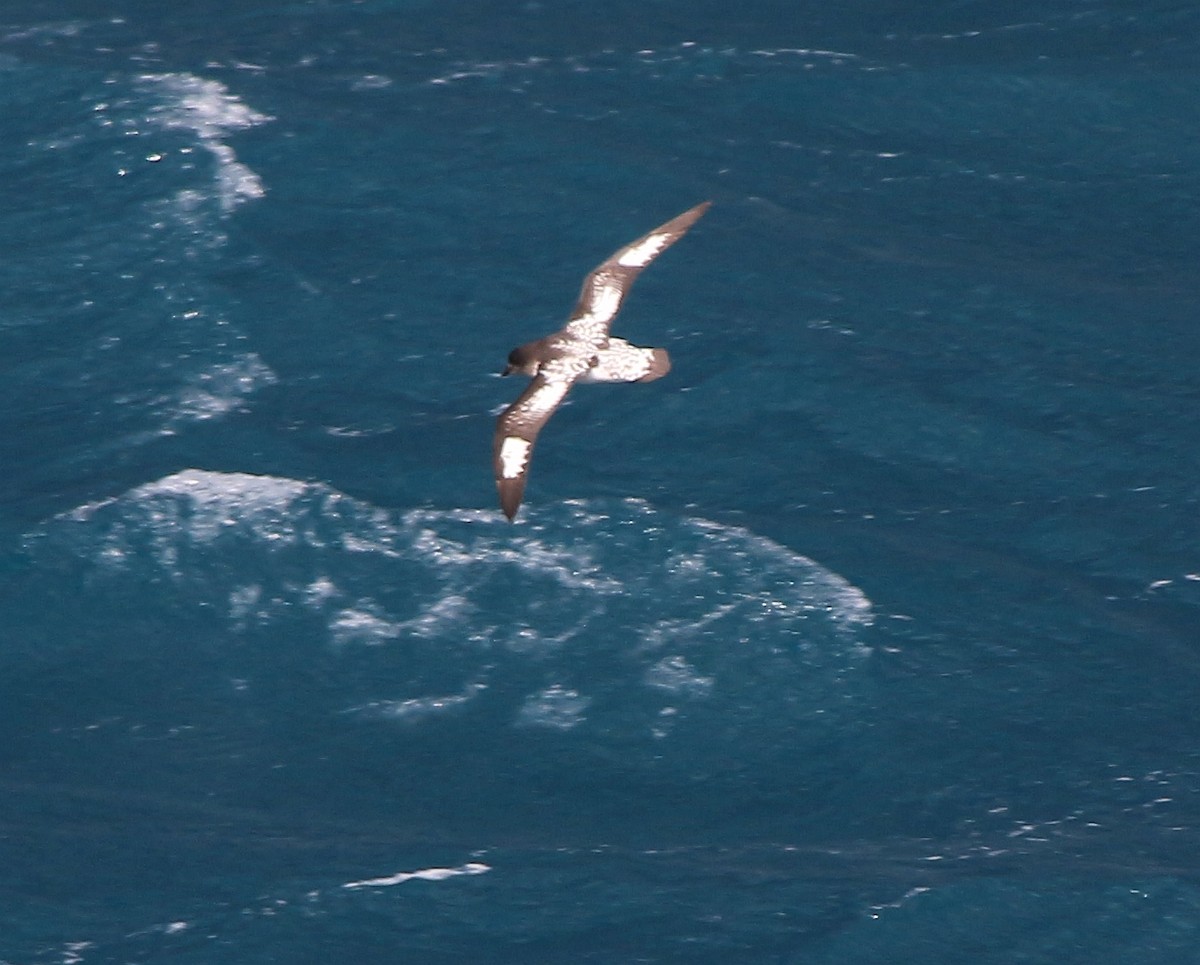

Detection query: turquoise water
xmin=3 ymin=2 xmax=1200 ymax=961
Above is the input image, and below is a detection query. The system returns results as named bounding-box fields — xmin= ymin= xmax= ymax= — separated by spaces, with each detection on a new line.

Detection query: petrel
xmin=493 ymin=201 xmax=711 ymax=520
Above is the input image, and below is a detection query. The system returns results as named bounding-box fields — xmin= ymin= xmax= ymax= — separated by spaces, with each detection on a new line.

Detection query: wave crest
xmin=24 ymin=471 xmax=874 ymax=770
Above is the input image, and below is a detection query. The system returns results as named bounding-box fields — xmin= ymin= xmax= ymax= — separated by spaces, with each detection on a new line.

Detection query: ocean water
xmin=2 ymin=1 xmax=1199 ymax=961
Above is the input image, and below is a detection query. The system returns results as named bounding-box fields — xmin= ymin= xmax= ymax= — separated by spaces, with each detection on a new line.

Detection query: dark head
xmin=501 ymin=341 xmax=542 ymax=377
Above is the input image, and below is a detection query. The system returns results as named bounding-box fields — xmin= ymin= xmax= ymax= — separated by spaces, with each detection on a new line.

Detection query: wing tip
xmin=680 ymin=200 xmax=713 ymax=226
xmin=497 ymin=477 xmax=525 ymax=521
xmin=651 ymin=200 xmax=711 ymax=248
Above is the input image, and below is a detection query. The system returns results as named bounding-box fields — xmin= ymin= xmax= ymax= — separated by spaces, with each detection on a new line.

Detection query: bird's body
xmin=493 ymin=201 xmax=710 ymax=520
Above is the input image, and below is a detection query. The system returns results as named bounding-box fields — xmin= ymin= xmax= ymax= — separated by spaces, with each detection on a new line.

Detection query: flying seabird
xmin=493 ymin=201 xmax=711 ymax=520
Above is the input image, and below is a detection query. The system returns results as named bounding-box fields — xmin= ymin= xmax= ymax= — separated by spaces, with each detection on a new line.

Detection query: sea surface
xmin=2 ymin=1 xmax=1199 ymax=961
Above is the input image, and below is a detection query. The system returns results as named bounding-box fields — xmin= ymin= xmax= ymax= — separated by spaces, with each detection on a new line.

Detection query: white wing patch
xmin=617 ymin=231 xmax=671 ymax=268
xmin=568 ymin=279 xmax=624 ymax=337
xmin=589 ymin=281 xmax=624 ymax=320
xmin=498 ymin=436 xmax=532 ymax=479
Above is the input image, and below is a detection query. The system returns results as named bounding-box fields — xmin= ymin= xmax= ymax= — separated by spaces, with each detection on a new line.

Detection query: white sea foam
xmin=425 ymin=42 xmax=867 ymax=91
xmin=139 ymin=72 xmax=271 ymax=213
xmin=330 ymin=603 xmax=401 ymax=646
xmin=516 ymin=684 xmax=592 ymax=731
xmin=229 ymin=583 xmax=264 ymax=625
xmin=56 ymin=75 xmax=277 ymax=453
xmin=62 ymin=941 xmax=93 ymax=965
xmin=35 ymin=472 xmax=874 ymax=753
xmin=343 ymin=862 xmax=490 ymax=889
xmin=347 ymin=682 xmax=487 ymax=722
xmin=331 ymin=593 xmax=472 ymax=647
xmin=644 ymin=655 xmax=714 ymax=697
xmin=406 ymin=518 xmax=623 ymax=593
xmin=64 ymin=470 xmax=312 ymax=568
xmin=304 ymin=576 xmax=340 ymax=607
xmin=163 ymin=353 xmax=278 ymax=432
xmin=351 ymin=74 xmax=393 ymax=91
xmin=126 ymin=470 xmax=309 ymax=534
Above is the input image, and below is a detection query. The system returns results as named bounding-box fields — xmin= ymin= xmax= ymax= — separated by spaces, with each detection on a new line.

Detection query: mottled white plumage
xmin=493 ymin=201 xmax=711 ymax=520
xmin=581 ymin=338 xmax=667 ymax=383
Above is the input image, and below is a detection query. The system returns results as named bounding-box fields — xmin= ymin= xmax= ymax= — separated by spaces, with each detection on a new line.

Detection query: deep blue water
xmin=3 ymin=1 xmax=1200 ymax=961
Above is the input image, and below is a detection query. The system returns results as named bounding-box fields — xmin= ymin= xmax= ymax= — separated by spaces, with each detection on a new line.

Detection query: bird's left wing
xmin=493 ymin=374 xmax=574 ymax=520
xmin=564 ymin=201 xmax=711 ymax=343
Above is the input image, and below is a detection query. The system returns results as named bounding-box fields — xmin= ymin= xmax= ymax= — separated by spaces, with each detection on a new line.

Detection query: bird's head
xmin=501 ymin=341 xmax=542 ymax=377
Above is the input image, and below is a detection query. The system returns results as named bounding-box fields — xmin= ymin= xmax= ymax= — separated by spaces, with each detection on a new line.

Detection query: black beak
xmin=500 ymin=364 xmax=514 ymax=376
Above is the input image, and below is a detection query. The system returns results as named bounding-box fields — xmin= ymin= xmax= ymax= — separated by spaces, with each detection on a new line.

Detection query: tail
xmin=636 ymin=348 xmax=671 ymax=383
